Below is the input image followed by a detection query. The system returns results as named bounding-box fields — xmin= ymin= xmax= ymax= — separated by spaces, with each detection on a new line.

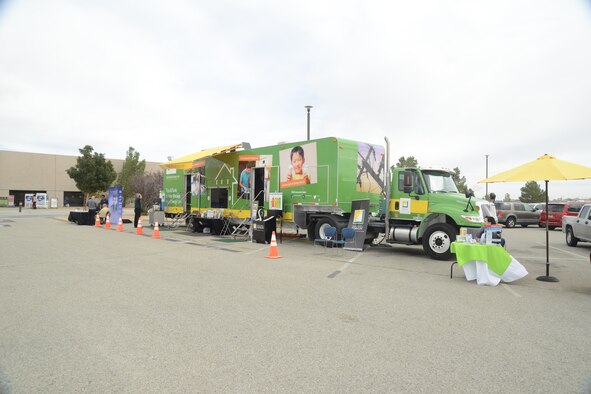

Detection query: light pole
xmin=485 ymin=154 xmax=489 ymax=199
xmin=305 ymin=105 xmax=313 ymax=141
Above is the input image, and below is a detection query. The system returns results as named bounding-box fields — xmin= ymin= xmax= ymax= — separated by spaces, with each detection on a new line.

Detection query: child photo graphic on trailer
xmin=280 ymin=142 xmax=317 ymax=189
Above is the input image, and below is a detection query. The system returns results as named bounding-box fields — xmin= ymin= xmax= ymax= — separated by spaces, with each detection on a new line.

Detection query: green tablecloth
xmin=450 ymin=242 xmax=512 ymax=276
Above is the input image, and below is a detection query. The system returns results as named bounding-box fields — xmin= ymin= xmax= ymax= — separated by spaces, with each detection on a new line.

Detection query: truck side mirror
xmin=403 ymin=171 xmax=413 ymax=194
xmin=465 ymin=191 xmax=474 ymax=199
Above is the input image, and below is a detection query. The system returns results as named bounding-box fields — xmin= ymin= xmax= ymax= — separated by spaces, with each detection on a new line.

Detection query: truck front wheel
xmin=566 ymin=226 xmax=578 ymax=247
xmin=422 ymin=223 xmax=456 ymax=260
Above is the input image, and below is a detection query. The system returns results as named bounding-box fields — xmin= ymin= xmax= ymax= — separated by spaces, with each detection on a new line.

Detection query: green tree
xmin=451 ymin=167 xmax=469 ymax=194
xmin=115 ymin=147 xmax=146 ymax=204
xmin=66 ymin=145 xmax=116 ymax=202
xmin=395 ymin=156 xmax=419 ymax=168
xmin=504 ymin=193 xmax=511 ymax=202
xmin=519 ymin=181 xmax=545 ymax=203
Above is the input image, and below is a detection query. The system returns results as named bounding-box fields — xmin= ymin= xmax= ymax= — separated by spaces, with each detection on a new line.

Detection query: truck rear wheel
xmin=566 ymin=226 xmax=578 ymax=247
xmin=422 ymin=223 xmax=456 ymax=260
xmin=315 ymin=217 xmax=338 ymax=240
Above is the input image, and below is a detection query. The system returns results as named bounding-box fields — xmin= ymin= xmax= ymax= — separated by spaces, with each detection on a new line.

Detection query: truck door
xmin=393 ymin=169 xmax=427 ymax=218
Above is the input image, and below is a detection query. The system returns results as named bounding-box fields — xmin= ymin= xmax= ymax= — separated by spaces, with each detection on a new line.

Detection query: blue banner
xmin=108 ymin=186 xmax=124 ymax=225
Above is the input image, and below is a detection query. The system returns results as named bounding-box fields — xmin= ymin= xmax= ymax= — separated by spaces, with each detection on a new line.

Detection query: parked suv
xmin=494 ymin=201 xmax=540 ymax=228
xmin=540 ymin=202 xmax=584 ymax=230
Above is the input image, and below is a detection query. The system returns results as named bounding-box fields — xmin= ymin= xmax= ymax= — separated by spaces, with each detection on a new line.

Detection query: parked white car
xmin=562 ymin=204 xmax=591 ymax=246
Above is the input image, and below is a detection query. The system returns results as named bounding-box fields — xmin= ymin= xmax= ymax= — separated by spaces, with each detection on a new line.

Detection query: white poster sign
xmin=24 ymin=194 xmax=33 ymax=208
xmin=36 ymin=193 xmax=49 ymax=209
xmin=399 ymin=198 xmax=411 ymax=215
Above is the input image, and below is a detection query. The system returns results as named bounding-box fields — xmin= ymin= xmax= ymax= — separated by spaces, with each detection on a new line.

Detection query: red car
xmin=539 ymin=202 xmax=584 ymax=230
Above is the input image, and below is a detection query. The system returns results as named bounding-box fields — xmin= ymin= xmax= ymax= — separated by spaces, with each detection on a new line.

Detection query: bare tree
xmin=129 ymin=171 xmax=163 ymax=211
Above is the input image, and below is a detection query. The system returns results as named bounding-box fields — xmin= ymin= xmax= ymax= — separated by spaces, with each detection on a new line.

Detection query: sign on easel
xmin=345 ymin=199 xmax=371 ymax=251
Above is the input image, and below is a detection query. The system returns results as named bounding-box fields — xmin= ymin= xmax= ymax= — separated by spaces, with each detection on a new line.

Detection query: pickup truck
xmin=562 ymin=204 xmax=591 ymax=246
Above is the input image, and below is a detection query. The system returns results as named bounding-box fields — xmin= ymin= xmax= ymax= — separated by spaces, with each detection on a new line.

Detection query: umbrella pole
xmin=537 ymin=180 xmax=559 ymax=282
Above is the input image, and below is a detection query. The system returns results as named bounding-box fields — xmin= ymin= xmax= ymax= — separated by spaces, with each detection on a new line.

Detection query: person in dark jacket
xmin=134 ymin=193 xmax=142 ymax=228
xmin=87 ymin=195 xmax=98 ymax=218
xmin=476 ymin=216 xmax=505 ymax=247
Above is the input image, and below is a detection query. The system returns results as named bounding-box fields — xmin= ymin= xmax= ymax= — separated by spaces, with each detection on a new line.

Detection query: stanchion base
xmin=536 ymin=275 xmax=559 ymax=283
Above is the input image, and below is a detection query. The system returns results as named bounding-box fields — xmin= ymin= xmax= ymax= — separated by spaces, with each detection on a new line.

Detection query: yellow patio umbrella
xmin=480 ymin=154 xmax=591 ymax=282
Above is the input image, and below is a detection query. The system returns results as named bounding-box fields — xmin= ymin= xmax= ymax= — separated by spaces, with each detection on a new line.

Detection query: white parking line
xmin=348 ymin=253 xmax=362 ymax=264
xmin=501 ymin=283 xmax=522 ymax=298
xmin=327 ymin=253 xmax=362 ymax=278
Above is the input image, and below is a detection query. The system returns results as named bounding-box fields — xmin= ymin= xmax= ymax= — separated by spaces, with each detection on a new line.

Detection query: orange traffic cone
xmin=152 ymin=221 xmax=161 ymax=239
xmin=116 ymin=217 xmax=124 ymax=232
xmin=136 ymin=218 xmax=143 ymax=235
xmin=265 ymin=231 xmax=281 ymax=259
xmin=94 ymin=214 xmax=100 ymax=227
xmin=104 ymin=214 xmax=111 ymax=229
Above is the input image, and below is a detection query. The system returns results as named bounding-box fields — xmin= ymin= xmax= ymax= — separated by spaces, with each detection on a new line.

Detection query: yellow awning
xmin=160 ymin=143 xmax=243 ymax=170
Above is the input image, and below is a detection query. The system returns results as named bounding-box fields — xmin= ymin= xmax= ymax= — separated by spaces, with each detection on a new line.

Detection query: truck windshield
xmin=422 ymin=170 xmax=459 ymax=194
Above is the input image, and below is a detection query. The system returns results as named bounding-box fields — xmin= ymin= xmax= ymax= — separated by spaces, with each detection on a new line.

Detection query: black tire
xmin=315 ymin=217 xmax=338 ymax=240
xmin=566 ymin=227 xmax=578 ymax=247
xmin=505 ymin=216 xmax=516 ymax=228
xmin=549 ymin=226 xmax=556 ymax=231
xmin=422 ymin=223 xmax=456 ymax=260
xmin=521 ymin=224 xmax=528 ymax=228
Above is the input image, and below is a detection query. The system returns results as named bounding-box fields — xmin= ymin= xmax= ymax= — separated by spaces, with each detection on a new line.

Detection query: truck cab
xmin=378 ymin=166 xmax=495 ymax=260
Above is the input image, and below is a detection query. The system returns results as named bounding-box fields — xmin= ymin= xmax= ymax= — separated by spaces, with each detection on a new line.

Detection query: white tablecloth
xmin=462 ymin=256 xmax=528 ymax=286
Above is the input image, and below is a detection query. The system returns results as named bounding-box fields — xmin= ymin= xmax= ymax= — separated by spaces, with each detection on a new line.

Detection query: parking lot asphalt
xmin=1 ymin=208 xmax=590 ymax=393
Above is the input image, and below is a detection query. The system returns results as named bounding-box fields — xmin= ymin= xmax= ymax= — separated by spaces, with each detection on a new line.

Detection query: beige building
xmin=0 ymin=150 xmax=161 ymax=207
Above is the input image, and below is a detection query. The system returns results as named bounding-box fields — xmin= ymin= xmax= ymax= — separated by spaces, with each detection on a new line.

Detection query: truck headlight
xmin=461 ymin=215 xmax=483 ymax=224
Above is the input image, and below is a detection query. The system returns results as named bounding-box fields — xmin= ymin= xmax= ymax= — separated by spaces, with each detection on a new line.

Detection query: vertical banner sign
xmin=345 ymin=199 xmax=371 ymax=251
xmin=108 ymin=186 xmax=124 ymax=225
xmin=8 ymin=195 xmax=15 ymax=206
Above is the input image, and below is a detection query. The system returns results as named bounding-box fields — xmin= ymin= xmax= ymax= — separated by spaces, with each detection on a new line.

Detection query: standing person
xmin=32 ymin=194 xmax=37 ymax=209
xmin=100 ymin=194 xmax=108 ymax=207
xmin=239 ymin=164 xmax=252 ymax=197
xmin=134 ymin=193 xmax=142 ymax=228
xmin=87 ymin=195 xmax=98 ymax=219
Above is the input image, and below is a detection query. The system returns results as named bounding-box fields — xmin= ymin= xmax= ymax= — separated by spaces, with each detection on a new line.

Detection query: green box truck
xmin=162 ymin=136 xmax=496 ymax=260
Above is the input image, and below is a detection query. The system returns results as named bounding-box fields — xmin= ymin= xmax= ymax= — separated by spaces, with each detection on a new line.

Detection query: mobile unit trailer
xmin=162 ymin=137 xmax=494 ymax=260
xmin=162 ymin=137 xmax=385 ymax=231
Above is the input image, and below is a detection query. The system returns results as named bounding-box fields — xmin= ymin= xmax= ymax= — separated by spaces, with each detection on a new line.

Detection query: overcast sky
xmin=1 ymin=0 xmax=590 ymax=200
